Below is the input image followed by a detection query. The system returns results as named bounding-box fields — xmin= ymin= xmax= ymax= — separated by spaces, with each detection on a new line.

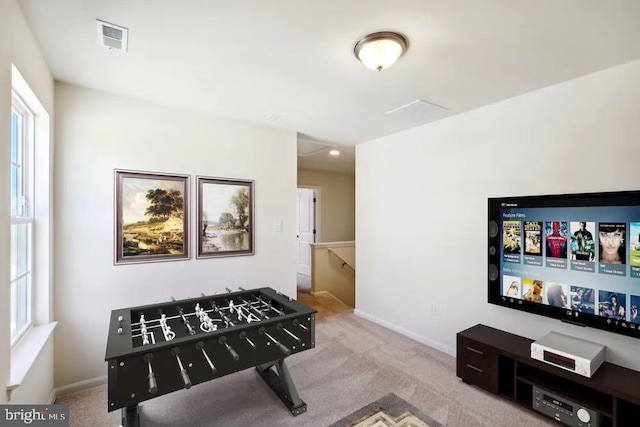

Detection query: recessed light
xmin=329 ymin=150 xmax=340 ymax=156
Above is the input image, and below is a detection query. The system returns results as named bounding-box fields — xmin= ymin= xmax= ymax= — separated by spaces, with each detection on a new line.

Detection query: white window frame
xmin=10 ymin=91 xmax=35 ymax=347
xmin=7 ymin=64 xmax=54 ymax=399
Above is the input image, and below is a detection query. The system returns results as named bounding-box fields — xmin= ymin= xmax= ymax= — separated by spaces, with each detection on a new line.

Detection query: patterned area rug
xmin=328 ymin=393 xmax=443 ymax=427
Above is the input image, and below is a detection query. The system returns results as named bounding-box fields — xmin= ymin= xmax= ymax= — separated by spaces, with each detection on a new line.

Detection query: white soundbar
xmin=531 ymin=331 xmax=606 ymax=378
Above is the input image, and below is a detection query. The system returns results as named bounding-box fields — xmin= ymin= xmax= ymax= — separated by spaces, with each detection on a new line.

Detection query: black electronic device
xmin=532 ymin=386 xmax=602 ymax=427
xmin=488 ymin=190 xmax=640 ymax=339
xmin=105 ymin=287 xmax=316 ymax=427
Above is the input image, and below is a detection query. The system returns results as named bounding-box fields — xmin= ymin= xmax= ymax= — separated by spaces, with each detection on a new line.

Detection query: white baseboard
xmin=47 ymin=388 xmax=56 ymax=404
xmin=353 ymin=309 xmax=456 ymax=357
xmin=311 ymin=290 xmax=350 ymax=307
xmin=311 ymin=290 xmax=332 ymax=298
xmin=54 ymin=375 xmax=107 ymax=399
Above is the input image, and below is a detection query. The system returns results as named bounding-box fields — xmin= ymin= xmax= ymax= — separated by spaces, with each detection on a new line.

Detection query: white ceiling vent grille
xmin=384 ymin=99 xmax=446 ymax=123
xmin=96 ymin=19 xmax=128 ymax=53
xmin=297 ymin=137 xmax=336 ymax=157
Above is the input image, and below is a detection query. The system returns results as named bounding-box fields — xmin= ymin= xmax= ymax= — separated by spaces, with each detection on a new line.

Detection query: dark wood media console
xmin=457 ymin=324 xmax=640 ymax=426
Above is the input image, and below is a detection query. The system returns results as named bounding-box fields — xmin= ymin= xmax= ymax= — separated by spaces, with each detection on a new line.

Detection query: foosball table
xmin=105 ymin=287 xmax=316 ymax=427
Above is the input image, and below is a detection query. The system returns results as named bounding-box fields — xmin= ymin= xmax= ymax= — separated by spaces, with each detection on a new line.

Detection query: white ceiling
xmin=17 ymin=0 xmax=640 ymax=174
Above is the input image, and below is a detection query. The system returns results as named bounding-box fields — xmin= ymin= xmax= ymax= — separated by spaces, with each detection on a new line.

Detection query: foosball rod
xmin=259 ymin=327 xmax=290 ymax=355
xmin=208 ymin=300 xmax=235 ymax=326
xmin=131 ymin=313 xmax=183 ymax=326
xmin=177 ymin=306 xmax=196 ymax=335
xmin=170 ymin=347 xmax=192 ymax=389
xmin=195 ymin=341 xmax=217 ymax=373
xmin=235 ymin=305 xmax=260 ymax=323
xmin=239 ymin=331 xmax=257 ymax=349
xmin=258 ymin=300 xmax=284 ymax=316
xmin=218 ymin=336 xmax=240 ymax=361
xmin=277 ymin=323 xmax=301 ymax=342
xmin=241 ymin=297 xmax=269 ymax=320
xmin=292 ymin=319 xmax=308 ymax=331
xmin=143 ymin=354 xmax=157 ymax=394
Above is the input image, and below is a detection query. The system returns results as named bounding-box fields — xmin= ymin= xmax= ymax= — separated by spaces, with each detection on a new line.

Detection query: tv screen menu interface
xmin=500 ymin=205 xmax=640 ymax=328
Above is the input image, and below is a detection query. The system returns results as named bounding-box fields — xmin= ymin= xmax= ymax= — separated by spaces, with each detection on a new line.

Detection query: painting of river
xmin=202 ymin=229 xmax=250 ymax=252
xmin=197 ymin=176 xmax=254 ymax=258
xmin=115 ymin=170 xmax=190 ymax=264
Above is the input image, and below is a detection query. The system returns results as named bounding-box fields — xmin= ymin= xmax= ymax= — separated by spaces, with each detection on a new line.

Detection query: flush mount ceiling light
xmin=329 ymin=149 xmax=340 ymax=156
xmin=354 ymin=31 xmax=408 ymax=71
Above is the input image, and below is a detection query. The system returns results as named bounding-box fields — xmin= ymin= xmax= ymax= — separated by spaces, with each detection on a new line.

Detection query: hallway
xmin=297 ymin=290 xmax=352 ymax=322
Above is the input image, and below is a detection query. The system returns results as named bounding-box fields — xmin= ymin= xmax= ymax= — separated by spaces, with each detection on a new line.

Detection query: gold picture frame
xmin=114 ymin=169 xmax=190 ymax=265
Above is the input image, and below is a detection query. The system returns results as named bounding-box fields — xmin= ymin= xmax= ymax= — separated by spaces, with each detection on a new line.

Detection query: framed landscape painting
xmin=115 ymin=169 xmax=190 ymax=265
xmin=197 ymin=176 xmax=254 ymax=258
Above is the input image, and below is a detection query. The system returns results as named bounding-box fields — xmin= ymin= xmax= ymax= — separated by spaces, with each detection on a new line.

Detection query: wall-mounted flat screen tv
xmin=488 ymin=191 xmax=640 ymax=339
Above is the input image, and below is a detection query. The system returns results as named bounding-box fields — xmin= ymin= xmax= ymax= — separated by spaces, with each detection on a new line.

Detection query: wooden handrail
xmin=328 ymin=247 xmax=355 ymax=270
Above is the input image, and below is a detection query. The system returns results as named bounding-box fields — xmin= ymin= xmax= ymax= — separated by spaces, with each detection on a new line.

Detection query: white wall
xmin=0 ymin=0 xmax=55 ymax=404
xmin=10 ymin=341 xmax=54 ymax=404
xmin=54 ymin=83 xmax=298 ymax=387
xmin=356 ymin=59 xmax=640 ymax=371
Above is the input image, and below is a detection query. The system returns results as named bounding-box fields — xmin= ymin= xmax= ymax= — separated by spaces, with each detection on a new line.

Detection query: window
xmin=10 ymin=92 xmax=35 ymax=345
xmin=7 ymin=65 xmax=53 ymax=396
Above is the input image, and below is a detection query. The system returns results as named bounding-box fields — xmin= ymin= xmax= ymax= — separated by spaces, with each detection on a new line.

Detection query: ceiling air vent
xmin=297 ymin=137 xmax=336 ymax=157
xmin=384 ymin=99 xmax=446 ymax=123
xmin=96 ymin=19 xmax=128 ymax=53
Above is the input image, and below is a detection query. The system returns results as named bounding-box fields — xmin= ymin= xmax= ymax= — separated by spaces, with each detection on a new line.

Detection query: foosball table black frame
xmin=104 ymin=287 xmax=316 ymax=427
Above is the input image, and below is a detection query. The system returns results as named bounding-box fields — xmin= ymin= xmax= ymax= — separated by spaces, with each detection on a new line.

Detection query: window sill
xmin=7 ymin=322 xmax=57 ymax=399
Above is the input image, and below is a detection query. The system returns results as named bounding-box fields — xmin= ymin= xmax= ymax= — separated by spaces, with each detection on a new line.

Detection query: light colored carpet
xmin=56 ymin=299 xmax=553 ymax=427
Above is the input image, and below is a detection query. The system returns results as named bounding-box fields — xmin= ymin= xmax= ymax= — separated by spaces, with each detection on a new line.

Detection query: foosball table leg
xmin=256 ymin=359 xmax=307 ymax=416
xmin=121 ymin=404 xmax=140 ymax=427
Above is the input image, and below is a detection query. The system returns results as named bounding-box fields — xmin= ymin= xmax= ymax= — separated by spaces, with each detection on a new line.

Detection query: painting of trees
xmin=145 ymin=188 xmax=184 ymax=221
xmin=197 ymin=177 xmax=254 ymax=258
xmin=218 ymin=212 xmax=235 ymax=229
xmin=231 ymin=187 xmax=249 ymax=230
xmin=115 ymin=170 xmax=190 ymax=264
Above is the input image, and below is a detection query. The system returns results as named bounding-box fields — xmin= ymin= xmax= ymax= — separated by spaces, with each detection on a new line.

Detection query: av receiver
xmin=532 ymin=386 xmax=602 ymax=427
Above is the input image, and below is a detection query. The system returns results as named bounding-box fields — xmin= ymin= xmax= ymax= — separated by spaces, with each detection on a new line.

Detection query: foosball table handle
xmin=148 ymin=372 xmax=157 ymax=394
xmin=218 ymin=336 xmax=240 ymax=361
xmin=275 ymin=341 xmax=291 ymax=356
xmin=259 ymin=327 xmax=291 ymax=356
xmin=144 ymin=354 xmax=158 ymax=394
xmin=180 ymin=368 xmax=192 ymax=389
xmin=171 ymin=347 xmax=192 ymax=389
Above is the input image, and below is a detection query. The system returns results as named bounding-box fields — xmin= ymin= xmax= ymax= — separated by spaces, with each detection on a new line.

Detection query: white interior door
xmin=297 ymin=188 xmax=315 ymax=276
